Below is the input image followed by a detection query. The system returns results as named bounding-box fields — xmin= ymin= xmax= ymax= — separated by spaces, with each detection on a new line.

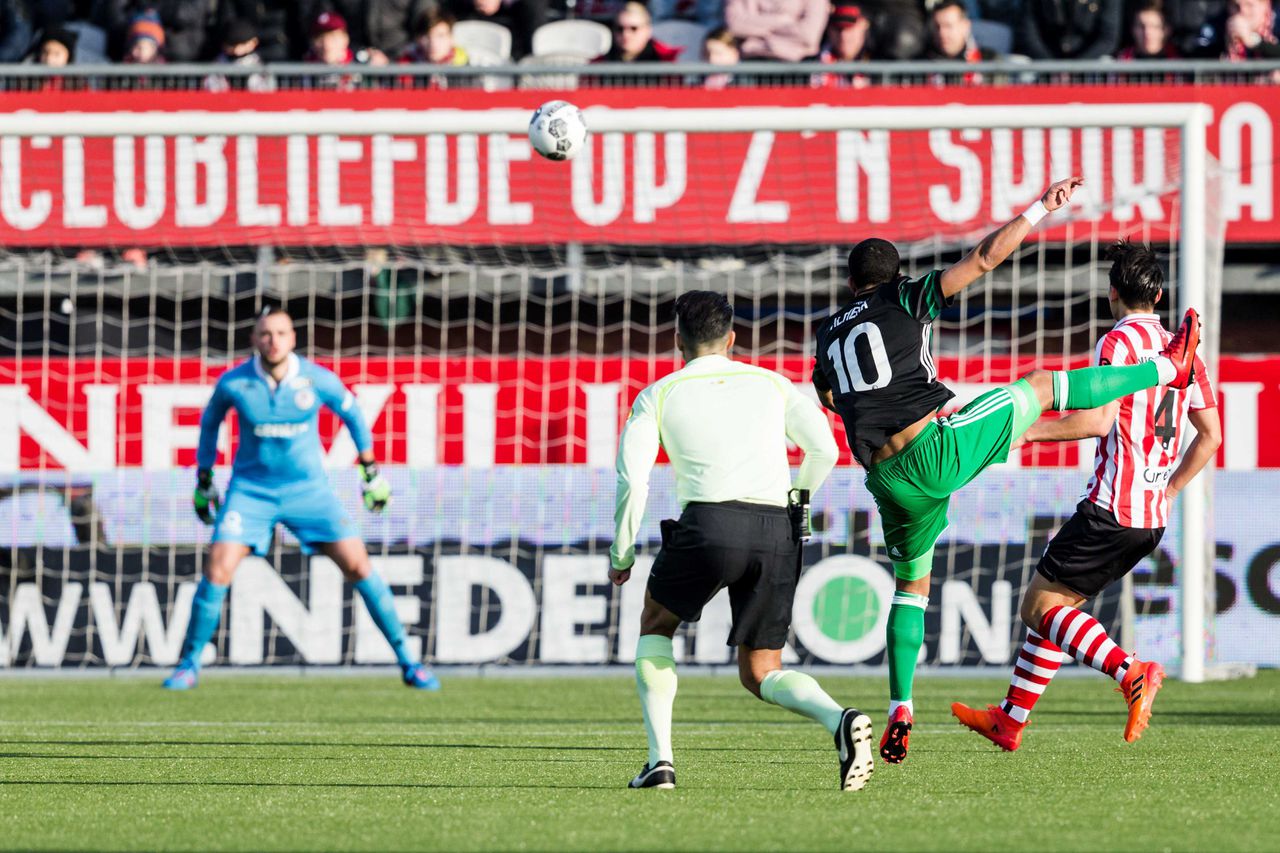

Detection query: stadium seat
xmin=651 ymin=20 xmax=707 ymax=64
xmin=531 ymin=20 xmax=611 ymax=60
xmin=465 ymin=45 xmax=515 ymax=91
xmin=971 ymin=20 xmax=1013 ymax=54
xmin=454 ymin=20 xmax=513 ymax=62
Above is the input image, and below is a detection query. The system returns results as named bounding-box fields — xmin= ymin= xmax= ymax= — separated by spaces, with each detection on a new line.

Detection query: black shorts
xmin=1036 ymin=500 xmax=1165 ymax=598
xmin=646 ymin=501 xmax=800 ymax=650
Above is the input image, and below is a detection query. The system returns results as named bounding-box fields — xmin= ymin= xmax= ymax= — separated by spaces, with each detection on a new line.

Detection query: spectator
xmin=1161 ymin=0 xmax=1229 ymax=56
xmin=1117 ymin=0 xmax=1180 ymax=58
xmin=924 ymin=0 xmax=997 ymax=60
xmin=31 ymin=23 xmax=78 ymax=65
xmin=303 ymin=0 xmax=430 ymax=59
xmin=1018 ymin=0 xmax=1123 ymax=58
xmin=726 ymin=0 xmax=829 ymax=61
xmin=863 ymin=0 xmax=925 ymax=58
xmin=810 ymin=3 xmax=871 ymax=86
xmin=702 ymin=25 xmax=742 ymax=89
xmin=109 ymin=2 xmax=216 ymax=62
xmin=306 ymin=9 xmax=356 ymax=63
xmin=446 ymin=0 xmax=546 ymax=60
xmin=1219 ymin=0 xmax=1280 ymax=58
xmin=0 ymin=2 xmax=34 ymax=63
xmin=216 ymin=0 xmax=313 ymax=62
xmin=204 ymin=17 xmax=274 ymax=91
xmin=599 ymin=2 xmax=681 ymax=62
xmin=123 ymin=8 xmax=165 ymax=63
xmin=399 ymin=10 xmax=469 ymax=64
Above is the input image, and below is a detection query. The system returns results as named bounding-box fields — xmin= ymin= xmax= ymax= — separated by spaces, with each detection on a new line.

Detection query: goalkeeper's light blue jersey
xmin=196 ymin=354 xmax=372 ymax=486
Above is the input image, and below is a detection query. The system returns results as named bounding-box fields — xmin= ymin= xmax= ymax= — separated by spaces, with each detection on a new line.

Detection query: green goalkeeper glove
xmin=360 ymin=462 xmax=391 ymax=513
xmin=193 ymin=469 xmax=220 ymax=525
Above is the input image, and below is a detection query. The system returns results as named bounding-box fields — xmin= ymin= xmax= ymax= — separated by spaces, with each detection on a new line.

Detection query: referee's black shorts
xmin=1035 ymin=500 xmax=1165 ymax=598
xmin=646 ymin=500 xmax=800 ymax=650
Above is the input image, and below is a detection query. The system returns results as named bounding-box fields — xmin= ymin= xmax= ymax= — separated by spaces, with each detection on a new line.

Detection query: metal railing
xmin=1 ymin=59 xmax=1277 ymax=91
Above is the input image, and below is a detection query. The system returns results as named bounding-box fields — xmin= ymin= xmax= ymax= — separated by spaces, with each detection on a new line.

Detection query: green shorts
xmin=865 ymin=381 xmax=1042 ymax=579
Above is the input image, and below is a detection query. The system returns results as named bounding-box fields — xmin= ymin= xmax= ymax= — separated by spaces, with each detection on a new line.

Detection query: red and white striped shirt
xmin=1084 ymin=313 xmax=1216 ymax=529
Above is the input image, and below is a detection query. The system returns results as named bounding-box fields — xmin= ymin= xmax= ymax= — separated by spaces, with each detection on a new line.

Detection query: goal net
xmin=0 ymin=101 xmax=1230 ymax=679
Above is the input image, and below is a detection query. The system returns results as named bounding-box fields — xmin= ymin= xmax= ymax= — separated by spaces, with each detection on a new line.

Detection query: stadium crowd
xmin=0 ymin=0 xmax=1276 ymax=76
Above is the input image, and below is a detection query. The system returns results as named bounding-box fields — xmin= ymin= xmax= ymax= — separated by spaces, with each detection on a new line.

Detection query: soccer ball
xmin=528 ymin=101 xmax=588 ymax=161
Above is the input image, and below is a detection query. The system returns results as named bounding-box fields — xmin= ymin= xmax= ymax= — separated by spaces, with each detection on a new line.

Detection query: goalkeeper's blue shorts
xmin=212 ymin=477 xmax=357 ymax=555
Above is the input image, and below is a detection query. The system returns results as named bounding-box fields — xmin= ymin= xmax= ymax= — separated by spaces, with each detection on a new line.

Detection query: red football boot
xmin=1119 ymin=659 xmax=1165 ymax=743
xmin=1159 ymin=309 xmax=1201 ymax=389
xmin=951 ymin=702 xmax=1026 ymax=752
xmin=879 ymin=705 xmax=913 ymax=764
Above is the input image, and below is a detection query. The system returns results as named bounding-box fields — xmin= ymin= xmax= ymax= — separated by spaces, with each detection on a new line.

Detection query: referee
xmin=609 ymin=291 xmax=874 ymax=792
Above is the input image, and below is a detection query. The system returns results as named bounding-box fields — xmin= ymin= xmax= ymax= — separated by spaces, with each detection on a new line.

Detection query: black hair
xmin=1107 ymin=240 xmax=1163 ymax=309
xmin=847 ymin=238 xmax=901 ymax=292
xmin=931 ymin=0 xmax=969 ymax=17
xmin=673 ymin=291 xmax=733 ymax=349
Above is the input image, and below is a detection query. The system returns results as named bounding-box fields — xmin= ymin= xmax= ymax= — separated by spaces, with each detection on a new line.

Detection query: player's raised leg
xmin=744 ymin=648 xmax=873 ymax=791
xmin=163 ymin=541 xmax=248 ymax=690
xmin=630 ymin=591 xmax=680 ymax=789
xmin=321 ymin=538 xmax=439 ymax=691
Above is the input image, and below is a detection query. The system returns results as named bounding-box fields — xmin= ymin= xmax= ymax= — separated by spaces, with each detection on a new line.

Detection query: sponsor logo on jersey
xmin=1142 ymin=466 xmax=1172 ymax=486
xmin=294 ymin=388 xmax=316 ymax=410
xmin=253 ymin=422 xmax=309 ymax=439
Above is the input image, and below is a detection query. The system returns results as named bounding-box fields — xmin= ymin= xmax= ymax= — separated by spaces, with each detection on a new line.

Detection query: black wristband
xmin=197 ymin=469 xmax=213 ymax=489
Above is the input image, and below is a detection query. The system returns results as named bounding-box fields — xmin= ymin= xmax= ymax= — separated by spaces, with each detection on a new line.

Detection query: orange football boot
xmin=1119 ymin=659 xmax=1165 ymax=743
xmin=951 ymin=702 xmax=1026 ymax=752
xmin=879 ymin=705 xmax=913 ymax=764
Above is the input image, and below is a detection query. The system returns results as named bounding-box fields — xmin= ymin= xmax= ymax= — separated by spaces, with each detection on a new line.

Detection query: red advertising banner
xmin=0 ymin=355 xmax=1273 ymax=471
xmin=0 ymin=86 xmax=1273 ymax=247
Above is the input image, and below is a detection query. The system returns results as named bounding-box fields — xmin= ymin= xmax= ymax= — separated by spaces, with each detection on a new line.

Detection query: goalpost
xmin=0 ymin=103 xmax=1227 ymax=680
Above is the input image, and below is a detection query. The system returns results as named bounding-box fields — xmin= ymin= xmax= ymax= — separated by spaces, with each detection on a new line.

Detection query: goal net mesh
xmin=0 ymin=121 xmax=1222 ymax=671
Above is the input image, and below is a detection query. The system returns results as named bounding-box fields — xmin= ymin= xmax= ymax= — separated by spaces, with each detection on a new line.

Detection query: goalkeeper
xmin=163 ymin=308 xmax=438 ymax=691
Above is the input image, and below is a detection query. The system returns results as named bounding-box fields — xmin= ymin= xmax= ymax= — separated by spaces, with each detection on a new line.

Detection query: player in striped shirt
xmin=952 ymin=241 xmax=1222 ymax=750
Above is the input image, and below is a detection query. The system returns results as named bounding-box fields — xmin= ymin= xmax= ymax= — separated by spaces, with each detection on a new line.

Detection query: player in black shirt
xmin=812 ymin=176 xmax=1204 ymax=764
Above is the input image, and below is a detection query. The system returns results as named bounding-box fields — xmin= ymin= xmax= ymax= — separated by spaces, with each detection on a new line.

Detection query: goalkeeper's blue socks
xmin=354 ymin=572 xmax=415 ymax=670
xmin=164 ymin=577 xmax=228 ymax=689
xmin=177 ymin=577 xmax=228 ymax=670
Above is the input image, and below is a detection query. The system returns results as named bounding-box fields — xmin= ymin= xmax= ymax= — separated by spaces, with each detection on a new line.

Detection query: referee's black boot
xmin=629 ymin=761 xmax=676 ymax=789
xmin=836 ymin=708 xmax=875 ymax=791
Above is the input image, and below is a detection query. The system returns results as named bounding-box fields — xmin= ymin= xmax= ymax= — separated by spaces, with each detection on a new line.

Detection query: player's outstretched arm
xmin=1165 ymin=407 xmax=1222 ymax=500
xmin=939 ymin=176 xmax=1084 ymax=299
xmin=610 ymin=389 xmax=661 ymax=584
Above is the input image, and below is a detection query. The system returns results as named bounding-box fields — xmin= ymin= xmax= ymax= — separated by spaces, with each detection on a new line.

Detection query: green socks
xmin=759 ymin=670 xmax=845 ymax=735
xmin=635 ymin=634 xmax=678 ymax=767
xmin=1051 ymin=361 xmax=1162 ymax=412
xmin=887 ymin=591 xmax=928 ymax=706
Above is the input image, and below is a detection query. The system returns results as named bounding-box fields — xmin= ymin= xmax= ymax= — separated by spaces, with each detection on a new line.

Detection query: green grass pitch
xmin=1 ymin=671 xmax=1276 ymax=852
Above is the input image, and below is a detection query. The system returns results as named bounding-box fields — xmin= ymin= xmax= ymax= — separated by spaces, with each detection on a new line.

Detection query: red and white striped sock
xmin=999 ymin=631 xmax=1065 ymax=724
xmin=1041 ymin=605 xmax=1133 ymax=683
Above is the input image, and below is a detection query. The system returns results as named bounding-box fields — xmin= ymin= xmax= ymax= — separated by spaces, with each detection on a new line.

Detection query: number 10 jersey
xmin=812 ymin=270 xmax=955 ymax=469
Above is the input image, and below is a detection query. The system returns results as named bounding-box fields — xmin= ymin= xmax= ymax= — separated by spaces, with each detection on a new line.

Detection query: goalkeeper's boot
xmin=879 ymin=705 xmax=913 ymax=764
xmin=1119 ymin=659 xmax=1165 ymax=743
xmin=950 ymin=702 xmax=1025 ymax=752
xmin=1159 ymin=309 xmax=1201 ymax=389
xmin=835 ymin=708 xmax=875 ymax=791
xmin=162 ymin=665 xmax=198 ymax=691
xmin=402 ymin=663 xmax=441 ymax=691
xmin=629 ymin=761 xmax=675 ymax=790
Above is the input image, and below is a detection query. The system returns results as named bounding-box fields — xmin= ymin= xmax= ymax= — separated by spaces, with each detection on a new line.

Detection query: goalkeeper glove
xmin=193 ymin=469 xmax=220 ymax=525
xmin=360 ymin=462 xmax=391 ymax=513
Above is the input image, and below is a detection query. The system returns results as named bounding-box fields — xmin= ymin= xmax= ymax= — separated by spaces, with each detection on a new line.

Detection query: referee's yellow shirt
xmin=611 ymin=354 xmax=838 ymax=571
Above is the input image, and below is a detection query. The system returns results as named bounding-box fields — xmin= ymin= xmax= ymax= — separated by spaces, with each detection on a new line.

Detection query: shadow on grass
xmin=0 ymin=740 xmax=816 ymax=752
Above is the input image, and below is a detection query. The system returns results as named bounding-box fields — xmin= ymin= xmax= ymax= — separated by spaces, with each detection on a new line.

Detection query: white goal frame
xmin=5 ymin=102 xmax=1217 ymax=681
